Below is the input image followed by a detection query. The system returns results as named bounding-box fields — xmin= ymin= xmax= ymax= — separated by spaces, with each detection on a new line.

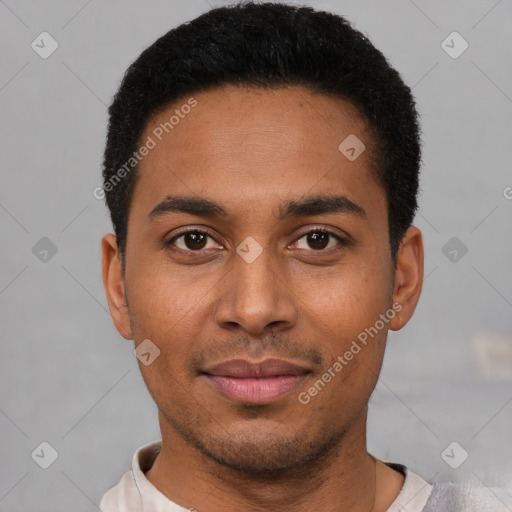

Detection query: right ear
xmin=101 ymin=233 xmax=133 ymax=339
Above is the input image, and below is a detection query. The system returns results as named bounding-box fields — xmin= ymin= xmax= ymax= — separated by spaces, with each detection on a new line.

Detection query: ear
xmin=389 ymin=226 xmax=424 ymax=331
xmin=101 ymin=233 xmax=133 ymax=339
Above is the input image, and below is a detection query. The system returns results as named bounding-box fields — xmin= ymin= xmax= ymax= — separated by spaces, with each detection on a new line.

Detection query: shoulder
xmin=99 ymin=470 xmax=143 ymax=511
xmin=423 ymin=481 xmax=512 ymax=511
xmin=99 ymin=440 xmax=162 ymax=512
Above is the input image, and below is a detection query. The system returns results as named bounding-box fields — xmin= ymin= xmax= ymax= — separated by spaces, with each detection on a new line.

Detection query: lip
xmin=202 ymin=358 xmax=311 ymax=404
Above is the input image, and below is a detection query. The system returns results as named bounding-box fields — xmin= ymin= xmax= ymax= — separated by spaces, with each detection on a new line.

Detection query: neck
xmin=145 ymin=407 xmax=404 ymax=512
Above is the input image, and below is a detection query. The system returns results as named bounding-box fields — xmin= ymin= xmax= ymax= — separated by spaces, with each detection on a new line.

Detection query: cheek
xmin=128 ymin=261 xmax=205 ymax=328
xmin=298 ymin=263 xmax=391 ymax=337
xmin=126 ymin=281 xmax=206 ymax=386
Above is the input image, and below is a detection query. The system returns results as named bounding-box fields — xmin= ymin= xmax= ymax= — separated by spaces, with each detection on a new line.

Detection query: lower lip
xmin=205 ymin=374 xmax=308 ymax=404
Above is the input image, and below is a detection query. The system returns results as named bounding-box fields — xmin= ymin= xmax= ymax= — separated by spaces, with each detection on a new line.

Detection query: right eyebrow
xmin=147 ymin=195 xmax=228 ymax=223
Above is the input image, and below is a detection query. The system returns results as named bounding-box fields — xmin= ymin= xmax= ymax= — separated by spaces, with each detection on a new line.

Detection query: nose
xmin=214 ymin=242 xmax=298 ymax=336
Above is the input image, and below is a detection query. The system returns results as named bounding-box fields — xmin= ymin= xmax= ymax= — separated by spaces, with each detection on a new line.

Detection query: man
xmin=99 ymin=2 xmax=512 ymax=511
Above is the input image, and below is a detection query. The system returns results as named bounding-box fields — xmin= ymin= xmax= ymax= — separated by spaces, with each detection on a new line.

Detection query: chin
xmin=184 ymin=421 xmax=343 ymax=475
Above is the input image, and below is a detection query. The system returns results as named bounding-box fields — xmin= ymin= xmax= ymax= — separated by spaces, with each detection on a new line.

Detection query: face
xmin=102 ymin=85 xmax=423 ymax=473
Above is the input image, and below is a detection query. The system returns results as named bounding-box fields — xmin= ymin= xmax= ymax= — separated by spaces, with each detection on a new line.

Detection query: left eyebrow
xmin=146 ymin=193 xmax=367 ymax=223
xmin=278 ymin=195 xmax=367 ymax=221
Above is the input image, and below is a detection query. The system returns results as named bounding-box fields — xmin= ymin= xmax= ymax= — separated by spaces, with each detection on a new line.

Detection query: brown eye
xmin=294 ymin=229 xmax=345 ymax=251
xmin=167 ymin=230 xmax=220 ymax=251
xmin=182 ymin=232 xmax=207 ymax=250
xmin=306 ymin=232 xmax=330 ymax=250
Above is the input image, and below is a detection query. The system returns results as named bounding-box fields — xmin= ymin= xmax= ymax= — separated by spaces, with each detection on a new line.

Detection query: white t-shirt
xmin=100 ymin=441 xmax=433 ymax=512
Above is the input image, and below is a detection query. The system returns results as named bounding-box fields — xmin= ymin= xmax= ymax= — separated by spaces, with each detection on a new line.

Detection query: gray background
xmin=1 ymin=0 xmax=511 ymax=510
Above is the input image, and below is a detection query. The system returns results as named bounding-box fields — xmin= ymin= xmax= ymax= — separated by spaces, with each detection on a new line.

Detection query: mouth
xmin=201 ymin=358 xmax=311 ymax=404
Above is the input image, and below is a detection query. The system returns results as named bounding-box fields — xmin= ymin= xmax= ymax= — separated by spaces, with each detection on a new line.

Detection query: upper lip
xmin=202 ymin=358 xmax=311 ymax=378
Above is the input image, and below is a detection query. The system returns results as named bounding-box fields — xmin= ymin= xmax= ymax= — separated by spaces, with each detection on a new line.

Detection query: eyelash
xmin=166 ymin=227 xmax=348 ymax=253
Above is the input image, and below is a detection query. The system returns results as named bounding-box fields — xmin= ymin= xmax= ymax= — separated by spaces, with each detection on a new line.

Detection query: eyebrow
xmin=147 ymin=194 xmax=367 ymax=223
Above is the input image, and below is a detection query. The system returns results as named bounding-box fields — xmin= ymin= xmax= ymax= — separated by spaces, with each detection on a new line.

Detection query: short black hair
xmin=102 ymin=1 xmax=421 ymax=270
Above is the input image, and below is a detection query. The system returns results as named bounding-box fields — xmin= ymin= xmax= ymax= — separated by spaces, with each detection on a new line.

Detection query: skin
xmin=102 ymin=84 xmax=423 ymax=512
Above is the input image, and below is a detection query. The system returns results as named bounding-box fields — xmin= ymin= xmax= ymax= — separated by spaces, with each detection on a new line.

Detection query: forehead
xmin=130 ymin=85 xmax=385 ymax=227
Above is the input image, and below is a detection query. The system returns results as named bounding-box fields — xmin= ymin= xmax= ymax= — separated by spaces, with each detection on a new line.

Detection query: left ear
xmin=389 ymin=226 xmax=424 ymax=331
